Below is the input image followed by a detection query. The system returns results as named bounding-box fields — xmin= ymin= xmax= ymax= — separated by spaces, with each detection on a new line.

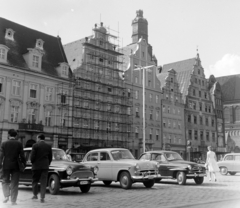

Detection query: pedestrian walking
xmin=30 ymin=134 xmax=52 ymax=203
xmin=206 ymin=146 xmax=219 ymax=182
xmin=0 ymin=129 xmax=26 ymax=205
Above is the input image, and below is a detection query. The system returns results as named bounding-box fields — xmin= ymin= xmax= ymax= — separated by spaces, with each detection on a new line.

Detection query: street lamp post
xmin=134 ymin=64 xmax=155 ymax=153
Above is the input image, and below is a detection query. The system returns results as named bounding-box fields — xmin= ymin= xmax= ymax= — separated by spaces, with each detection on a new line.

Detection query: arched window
xmin=235 ymin=107 xmax=240 ymax=122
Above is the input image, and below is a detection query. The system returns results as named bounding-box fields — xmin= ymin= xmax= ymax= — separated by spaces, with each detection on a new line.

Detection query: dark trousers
xmin=32 ymin=169 xmax=48 ymax=199
xmin=2 ymin=169 xmax=20 ymax=203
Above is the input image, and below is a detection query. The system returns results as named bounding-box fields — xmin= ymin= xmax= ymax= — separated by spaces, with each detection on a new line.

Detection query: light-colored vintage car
xmin=217 ymin=153 xmax=240 ymax=175
xmin=81 ymin=148 xmax=161 ymax=189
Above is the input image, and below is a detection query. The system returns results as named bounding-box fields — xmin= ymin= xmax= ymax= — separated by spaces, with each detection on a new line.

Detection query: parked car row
xmin=17 ymin=147 xmax=210 ymax=195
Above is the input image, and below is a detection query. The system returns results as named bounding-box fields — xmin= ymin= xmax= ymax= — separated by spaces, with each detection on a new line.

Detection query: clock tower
xmin=131 ymin=10 xmax=148 ymax=43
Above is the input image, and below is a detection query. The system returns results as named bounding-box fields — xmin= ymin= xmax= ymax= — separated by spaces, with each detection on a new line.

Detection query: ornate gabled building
xmin=121 ymin=10 xmax=162 ymax=157
xmin=158 ymin=68 xmax=186 ymax=158
xmin=0 ymin=17 xmax=73 ymax=147
xmin=216 ymin=74 xmax=240 ymax=153
xmin=162 ymin=53 xmax=219 ymax=161
xmin=63 ymin=22 xmax=133 ymax=152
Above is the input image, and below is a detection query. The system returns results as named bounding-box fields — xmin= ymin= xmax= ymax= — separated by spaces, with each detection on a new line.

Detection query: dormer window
xmin=62 ymin=65 xmax=68 ymax=76
xmin=0 ymin=45 xmax=10 ymax=63
xmin=57 ymin=62 xmax=69 ymax=78
xmin=32 ymin=55 xmax=39 ymax=68
xmin=35 ymin=39 xmax=44 ymax=50
xmin=5 ymin=28 xmax=15 ymax=41
xmin=23 ymin=48 xmax=44 ymax=71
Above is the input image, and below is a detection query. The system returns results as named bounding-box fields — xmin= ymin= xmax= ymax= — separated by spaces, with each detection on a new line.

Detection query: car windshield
xmin=53 ymin=149 xmax=68 ymax=161
xmin=164 ymin=152 xmax=183 ymax=161
xmin=111 ymin=150 xmax=135 ymax=160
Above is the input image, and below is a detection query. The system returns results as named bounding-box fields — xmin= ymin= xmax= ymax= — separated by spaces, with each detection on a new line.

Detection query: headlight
xmin=187 ymin=165 xmax=192 ymax=170
xmin=135 ymin=164 xmax=140 ymax=170
xmin=93 ymin=166 xmax=99 ymax=174
xmin=66 ymin=167 xmax=73 ymax=175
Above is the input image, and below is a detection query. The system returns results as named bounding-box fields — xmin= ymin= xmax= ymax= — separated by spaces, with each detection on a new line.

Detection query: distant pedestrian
xmin=206 ymin=146 xmax=219 ymax=182
xmin=30 ymin=134 xmax=52 ymax=203
xmin=0 ymin=129 xmax=26 ymax=205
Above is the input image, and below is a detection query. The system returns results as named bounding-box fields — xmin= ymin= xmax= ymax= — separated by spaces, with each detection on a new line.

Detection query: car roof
xmin=24 ymin=147 xmax=62 ymax=151
xmin=143 ymin=150 xmax=178 ymax=154
xmin=87 ymin=148 xmax=128 ymax=153
xmin=225 ymin=153 xmax=240 ymax=155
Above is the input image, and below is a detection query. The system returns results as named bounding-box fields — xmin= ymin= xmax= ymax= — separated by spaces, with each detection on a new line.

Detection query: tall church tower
xmin=131 ymin=10 xmax=148 ymax=43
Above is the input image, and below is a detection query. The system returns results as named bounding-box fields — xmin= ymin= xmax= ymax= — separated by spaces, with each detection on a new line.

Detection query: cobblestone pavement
xmin=0 ymin=173 xmax=240 ymax=208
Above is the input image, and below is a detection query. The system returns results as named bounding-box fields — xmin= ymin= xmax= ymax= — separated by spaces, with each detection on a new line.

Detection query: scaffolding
xmin=54 ymin=24 xmax=133 ymax=154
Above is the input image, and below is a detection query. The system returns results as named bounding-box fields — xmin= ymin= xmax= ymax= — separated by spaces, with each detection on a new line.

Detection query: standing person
xmin=30 ymin=134 xmax=52 ymax=203
xmin=0 ymin=129 xmax=26 ymax=205
xmin=206 ymin=146 xmax=219 ymax=182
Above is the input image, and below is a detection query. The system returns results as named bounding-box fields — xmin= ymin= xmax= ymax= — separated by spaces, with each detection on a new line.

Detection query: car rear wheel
xmin=176 ymin=171 xmax=186 ymax=185
xmin=220 ymin=167 xmax=228 ymax=175
xmin=143 ymin=180 xmax=155 ymax=188
xmin=119 ymin=171 xmax=132 ymax=189
xmin=229 ymin=172 xmax=236 ymax=176
xmin=103 ymin=181 xmax=112 ymax=186
xmin=194 ymin=177 xmax=204 ymax=185
xmin=80 ymin=184 xmax=91 ymax=193
xmin=48 ymin=174 xmax=60 ymax=195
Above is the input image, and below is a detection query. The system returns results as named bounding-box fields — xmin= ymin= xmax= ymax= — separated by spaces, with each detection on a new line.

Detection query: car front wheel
xmin=103 ymin=181 xmax=112 ymax=186
xmin=119 ymin=171 xmax=132 ymax=189
xmin=48 ymin=174 xmax=60 ymax=195
xmin=143 ymin=180 xmax=155 ymax=188
xmin=176 ymin=171 xmax=186 ymax=185
xmin=80 ymin=184 xmax=91 ymax=193
xmin=229 ymin=172 xmax=236 ymax=176
xmin=194 ymin=177 xmax=204 ymax=185
xmin=220 ymin=167 xmax=228 ymax=175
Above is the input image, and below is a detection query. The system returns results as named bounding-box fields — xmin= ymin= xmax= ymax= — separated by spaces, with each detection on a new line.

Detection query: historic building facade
xmin=216 ymin=74 xmax=240 ymax=153
xmin=63 ymin=22 xmax=132 ymax=153
xmin=0 ymin=18 xmax=73 ymax=147
xmin=121 ymin=10 xmax=162 ymax=157
xmin=162 ymin=54 xmax=219 ymax=161
xmin=158 ymin=69 xmax=186 ymax=158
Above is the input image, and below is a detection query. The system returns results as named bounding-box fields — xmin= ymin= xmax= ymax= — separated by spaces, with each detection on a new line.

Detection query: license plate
xmin=80 ymin=181 xmax=88 ymax=185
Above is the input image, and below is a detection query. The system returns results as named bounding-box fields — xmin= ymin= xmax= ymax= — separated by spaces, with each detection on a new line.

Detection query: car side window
xmin=86 ymin=152 xmax=98 ymax=161
xmin=100 ymin=152 xmax=110 ymax=161
xmin=235 ymin=156 xmax=240 ymax=161
xmin=152 ymin=154 xmax=166 ymax=162
xmin=139 ymin=154 xmax=150 ymax=160
xmin=225 ymin=155 xmax=233 ymax=161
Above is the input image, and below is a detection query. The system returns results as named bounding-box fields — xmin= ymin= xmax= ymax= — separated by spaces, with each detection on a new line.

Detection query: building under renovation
xmin=63 ymin=23 xmax=133 ymax=154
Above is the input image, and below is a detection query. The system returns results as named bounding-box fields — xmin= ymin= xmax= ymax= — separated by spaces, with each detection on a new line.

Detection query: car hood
xmin=116 ymin=159 xmax=157 ymax=170
xmin=50 ymin=160 xmax=90 ymax=170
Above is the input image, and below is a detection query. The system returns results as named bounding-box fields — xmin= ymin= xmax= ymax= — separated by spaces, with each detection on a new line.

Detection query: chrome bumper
xmin=187 ymin=173 xmax=206 ymax=177
xmin=60 ymin=177 xmax=98 ymax=184
xmin=132 ymin=174 xmax=162 ymax=180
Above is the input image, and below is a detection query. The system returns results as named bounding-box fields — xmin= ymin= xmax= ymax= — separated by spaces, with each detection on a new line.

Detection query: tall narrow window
xmin=150 ymin=110 xmax=153 ymax=120
xmin=205 ymin=117 xmax=209 ymax=126
xmin=30 ymin=84 xmax=37 ymax=98
xmin=0 ymin=77 xmax=3 ymax=93
xmin=136 ymin=107 xmax=139 ymax=117
xmin=156 ymin=129 xmax=159 ymax=140
xmin=212 ymin=133 xmax=215 ymax=142
xmin=156 ymin=95 xmax=159 ymax=104
xmin=28 ymin=109 xmax=37 ymax=123
xmin=0 ymin=48 xmax=5 ymax=60
xmin=12 ymin=80 xmax=21 ymax=96
xmin=10 ymin=106 xmax=19 ymax=122
xmin=45 ymin=111 xmax=51 ymax=126
xmin=149 ymin=128 xmax=152 ymax=140
xmin=135 ymin=90 xmax=139 ymax=99
xmin=200 ymin=131 xmax=203 ymax=140
xmin=135 ymin=127 xmax=139 ymax=138
xmin=45 ymin=87 xmax=53 ymax=101
xmin=156 ymin=111 xmax=159 ymax=121
xmin=188 ymin=130 xmax=192 ymax=140
xmin=206 ymin=132 xmax=209 ymax=141
xmin=32 ymin=55 xmax=39 ymax=68
xmin=194 ymin=130 xmax=198 ymax=140
xmin=149 ymin=94 xmax=153 ymax=102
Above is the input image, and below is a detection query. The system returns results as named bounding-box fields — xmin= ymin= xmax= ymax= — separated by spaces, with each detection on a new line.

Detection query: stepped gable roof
xmin=216 ymin=74 xmax=240 ymax=102
xmin=63 ymin=38 xmax=87 ymax=72
xmin=162 ymin=57 xmax=196 ymax=102
xmin=0 ymin=17 xmax=71 ymax=78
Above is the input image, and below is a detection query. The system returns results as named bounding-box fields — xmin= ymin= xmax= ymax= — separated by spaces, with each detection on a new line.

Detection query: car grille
xmin=138 ymin=170 xmax=157 ymax=176
xmin=70 ymin=171 xmax=94 ymax=179
xmin=190 ymin=166 xmax=206 ymax=173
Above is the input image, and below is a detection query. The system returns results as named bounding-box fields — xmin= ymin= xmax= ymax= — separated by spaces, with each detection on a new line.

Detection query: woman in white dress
xmin=206 ymin=146 xmax=219 ymax=181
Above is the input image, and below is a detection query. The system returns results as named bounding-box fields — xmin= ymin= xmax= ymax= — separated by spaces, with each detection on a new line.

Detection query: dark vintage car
xmin=19 ymin=148 xmax=98 ymax=195
xmin=139 ymin=150 xmax=207 ymax=185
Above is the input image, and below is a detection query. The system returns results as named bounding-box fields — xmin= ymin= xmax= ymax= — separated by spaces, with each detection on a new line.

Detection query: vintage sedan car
xmin=139 ymin=150 xmax=207 ymax=185
xmin=81 ymin=148 xmax=161 ymax=189
xmin=217 ymin=153 xmax=240 ymax=175
xmin=19 ymin=148 xmax=98 ymax=195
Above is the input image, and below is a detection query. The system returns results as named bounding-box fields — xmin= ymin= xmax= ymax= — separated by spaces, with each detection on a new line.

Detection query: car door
xmin=19 ymin=150 xmax=33 ymax=184
xmin=151 ymin=153 xmax=169 ymax=177
xmin=96 ymin=151 xmax=112 ymax=180
xmin=223 ymin=155 xmax=234 ymax=171
xmin=234 ymin=155 xmax=240 ymax=172
xmin=83 ymin=152 xmax=99 ymax=173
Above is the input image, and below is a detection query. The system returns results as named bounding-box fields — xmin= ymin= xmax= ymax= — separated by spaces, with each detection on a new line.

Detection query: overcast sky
xmin=1 ymin=0 xmax=240 ymax=78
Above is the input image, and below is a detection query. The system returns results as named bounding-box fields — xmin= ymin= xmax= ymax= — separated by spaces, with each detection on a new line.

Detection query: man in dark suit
xmin=30 ymin=134 xmax=52 ymax=203
xmin=0 ymin=129 xmax=26 ymax=205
